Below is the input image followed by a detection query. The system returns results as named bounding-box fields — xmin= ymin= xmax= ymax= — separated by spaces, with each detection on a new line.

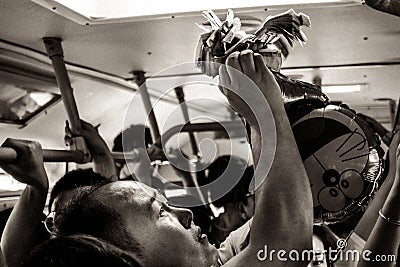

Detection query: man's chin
xmin=205 ymin=244 xmax=219 ymax=266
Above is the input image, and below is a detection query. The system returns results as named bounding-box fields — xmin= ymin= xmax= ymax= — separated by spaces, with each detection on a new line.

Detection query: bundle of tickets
xmin=195 ymin=9 xmax=327 ymax=101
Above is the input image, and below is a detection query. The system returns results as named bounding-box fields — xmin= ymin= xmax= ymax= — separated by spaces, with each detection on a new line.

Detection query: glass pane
xmin=0 ymin=84 xmax=60 ymax=125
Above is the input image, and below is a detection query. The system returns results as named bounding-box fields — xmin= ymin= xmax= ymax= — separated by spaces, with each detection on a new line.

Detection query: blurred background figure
xmin=200 ymin=155 xmax=254 ymax=247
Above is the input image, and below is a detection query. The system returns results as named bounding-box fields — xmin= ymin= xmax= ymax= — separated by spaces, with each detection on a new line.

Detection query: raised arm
xmin=219 ymin=50 xmax=313 ymax=267
xmin=358 ymin=131 xmax=400 ymax=267
xmin=68 ymin=120 xmax=117 ymax=181
xmin=0 ymin=139 xmax=49 ymax=267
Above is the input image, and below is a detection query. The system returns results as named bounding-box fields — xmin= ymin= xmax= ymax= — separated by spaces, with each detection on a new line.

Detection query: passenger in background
xmin=113 ymin=124 xmax=164 ymax=191
xmin=201 ymin=155 xmax=254 ymax=247
xmin=112 ymin=124 xmax=152 ymax=179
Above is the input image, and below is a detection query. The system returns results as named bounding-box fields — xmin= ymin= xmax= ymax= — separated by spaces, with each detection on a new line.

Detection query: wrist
xmin=27 ymin=182 xmax=48 ymax=195
xmin=381 ymin=191 xmax=400 ymax=221
xmin=378 ymin=209 xmax=400 ymax=226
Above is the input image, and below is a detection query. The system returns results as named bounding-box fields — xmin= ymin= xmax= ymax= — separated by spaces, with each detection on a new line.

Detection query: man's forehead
xmin=99 ymin=181 xmax=167 ymax=203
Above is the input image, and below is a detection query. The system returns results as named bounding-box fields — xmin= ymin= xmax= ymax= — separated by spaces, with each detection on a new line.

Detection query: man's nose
xmin=171 ymin=206 xmax=193 ymax=229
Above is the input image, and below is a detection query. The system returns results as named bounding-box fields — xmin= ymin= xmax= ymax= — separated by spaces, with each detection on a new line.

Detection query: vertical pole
xmin=43 ymin=37 xmax=82 ymax=135
xmin=132 ymin=71 xmax=161 ymax=142
xmin=43 ymin=38 xmax=89 ymax=163
xmin=174 ymin=86 xmax=200 ymax=156
xmin=173 ymin=87 xmax=208 ymax=206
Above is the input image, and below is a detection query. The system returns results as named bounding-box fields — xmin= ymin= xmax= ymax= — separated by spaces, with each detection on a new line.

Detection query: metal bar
xmin=0 ymin=148 xmax=84 ymax=163
xmin=173 ymin=87 xmax=208 ymax=204
xmin=0 ymin=148 xmax=143 ymax=164
xmin=141 ymin=83 xmax=161 ymax=141
xmin=174 ymin=86 xmax=199 ymax=156
xmin=0 ymin=122 xmax=242 ymax=163
xmin=43 ymin=37 xmax=82 ymax=135
xmin=132 ymin=71 xmax=161 ymax=141
xmin=157 ymin=121 xmax=243 ymax=147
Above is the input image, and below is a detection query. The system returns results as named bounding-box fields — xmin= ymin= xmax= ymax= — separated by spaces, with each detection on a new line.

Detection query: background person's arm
xmin=219 ymin=50 xmax=313 ymax=267
xmin=358 ymin=132 xmax=400 ymax=267
xmin=353 ymin=131 xmax=400 ymax=241
xmin=0 ymin=139 xmax=49 ymax=267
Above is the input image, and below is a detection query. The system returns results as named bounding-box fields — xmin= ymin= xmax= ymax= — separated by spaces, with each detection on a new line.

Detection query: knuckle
xmin=240 ymin=49 xmax=253 ymax=56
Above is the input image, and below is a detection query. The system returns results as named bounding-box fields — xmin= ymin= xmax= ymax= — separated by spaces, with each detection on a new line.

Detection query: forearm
xmin=358 ymin=186 xmax=400 ymax=267
xmin=354 ymin=165 xmax=395 ymax=241
xmin=249 ymin=88 xmax=313 ymax=261
xmin=93 ymin=153 xmax=117 ymax=181
xmin=1 ymin=184 xmax=48 ymax=267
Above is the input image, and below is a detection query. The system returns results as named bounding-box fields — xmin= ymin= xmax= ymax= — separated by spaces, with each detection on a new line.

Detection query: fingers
xmin=253 ymin=52 xmax=265 ymax=72
xmin=0 ymin=138 xmax=42 ymax=171
xmin=254 ymin=21 xmax=267 ymax=39
xmin=80 ymin=120 xmax=94 ymax=130
xmin=70 ymin=120 xmax=98 ymax=139
xmin=218 ymin=64 xmax=230 ymax=96
xmin=1 ymin=137 xmax=15 ymax=148
xmin=224 ymin=50 xmax=268 ymax=78
xmin=239 ymin=50 xmax=256 ymax=77
xmin=1 ymin=138 xmax=41 ymax=152
xmin=225 ymin=52 xmax=242 ymax=83
xmin=65 ymin=120 xmax=72 ymax=136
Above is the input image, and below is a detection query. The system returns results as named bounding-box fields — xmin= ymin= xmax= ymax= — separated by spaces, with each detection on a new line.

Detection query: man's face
xmin=96 ymin=181 xmax=218 ymax=267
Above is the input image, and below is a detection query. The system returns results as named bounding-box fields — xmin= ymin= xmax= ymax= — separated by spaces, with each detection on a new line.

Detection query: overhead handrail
xmin=154 ymin=121 xmax=244 ymax=148
xmin=0 ymin=148 xmax=84 ymax=163
xmin=0 ymin=121 xmax=243 ymax=163
xmin=0 ymin=148 xmax=140 ymax=163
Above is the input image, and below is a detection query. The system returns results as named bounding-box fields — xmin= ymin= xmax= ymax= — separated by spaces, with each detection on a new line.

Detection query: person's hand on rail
xmin=0 ymin=138 xmax=48 ymax=191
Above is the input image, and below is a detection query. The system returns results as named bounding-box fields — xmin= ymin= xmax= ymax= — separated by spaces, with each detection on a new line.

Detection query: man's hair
xmin=49 ymin=168 xmax=109 ymax=212
xmin=53 ymin=183 xmax=142 ymax=256
xmin=21 ymin=234 xmax=141 ymax=267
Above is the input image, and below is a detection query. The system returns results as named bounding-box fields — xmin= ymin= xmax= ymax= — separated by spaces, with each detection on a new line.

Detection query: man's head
xmin=54 ymin=181 xmax=218 ymax=267
xmin=43 ymin=169 xmax=110 ymax=236
xmin=21 ymin=234 xmax=140 ymax=267
xmin=49 ymin=168 xmax=109 ymax=213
